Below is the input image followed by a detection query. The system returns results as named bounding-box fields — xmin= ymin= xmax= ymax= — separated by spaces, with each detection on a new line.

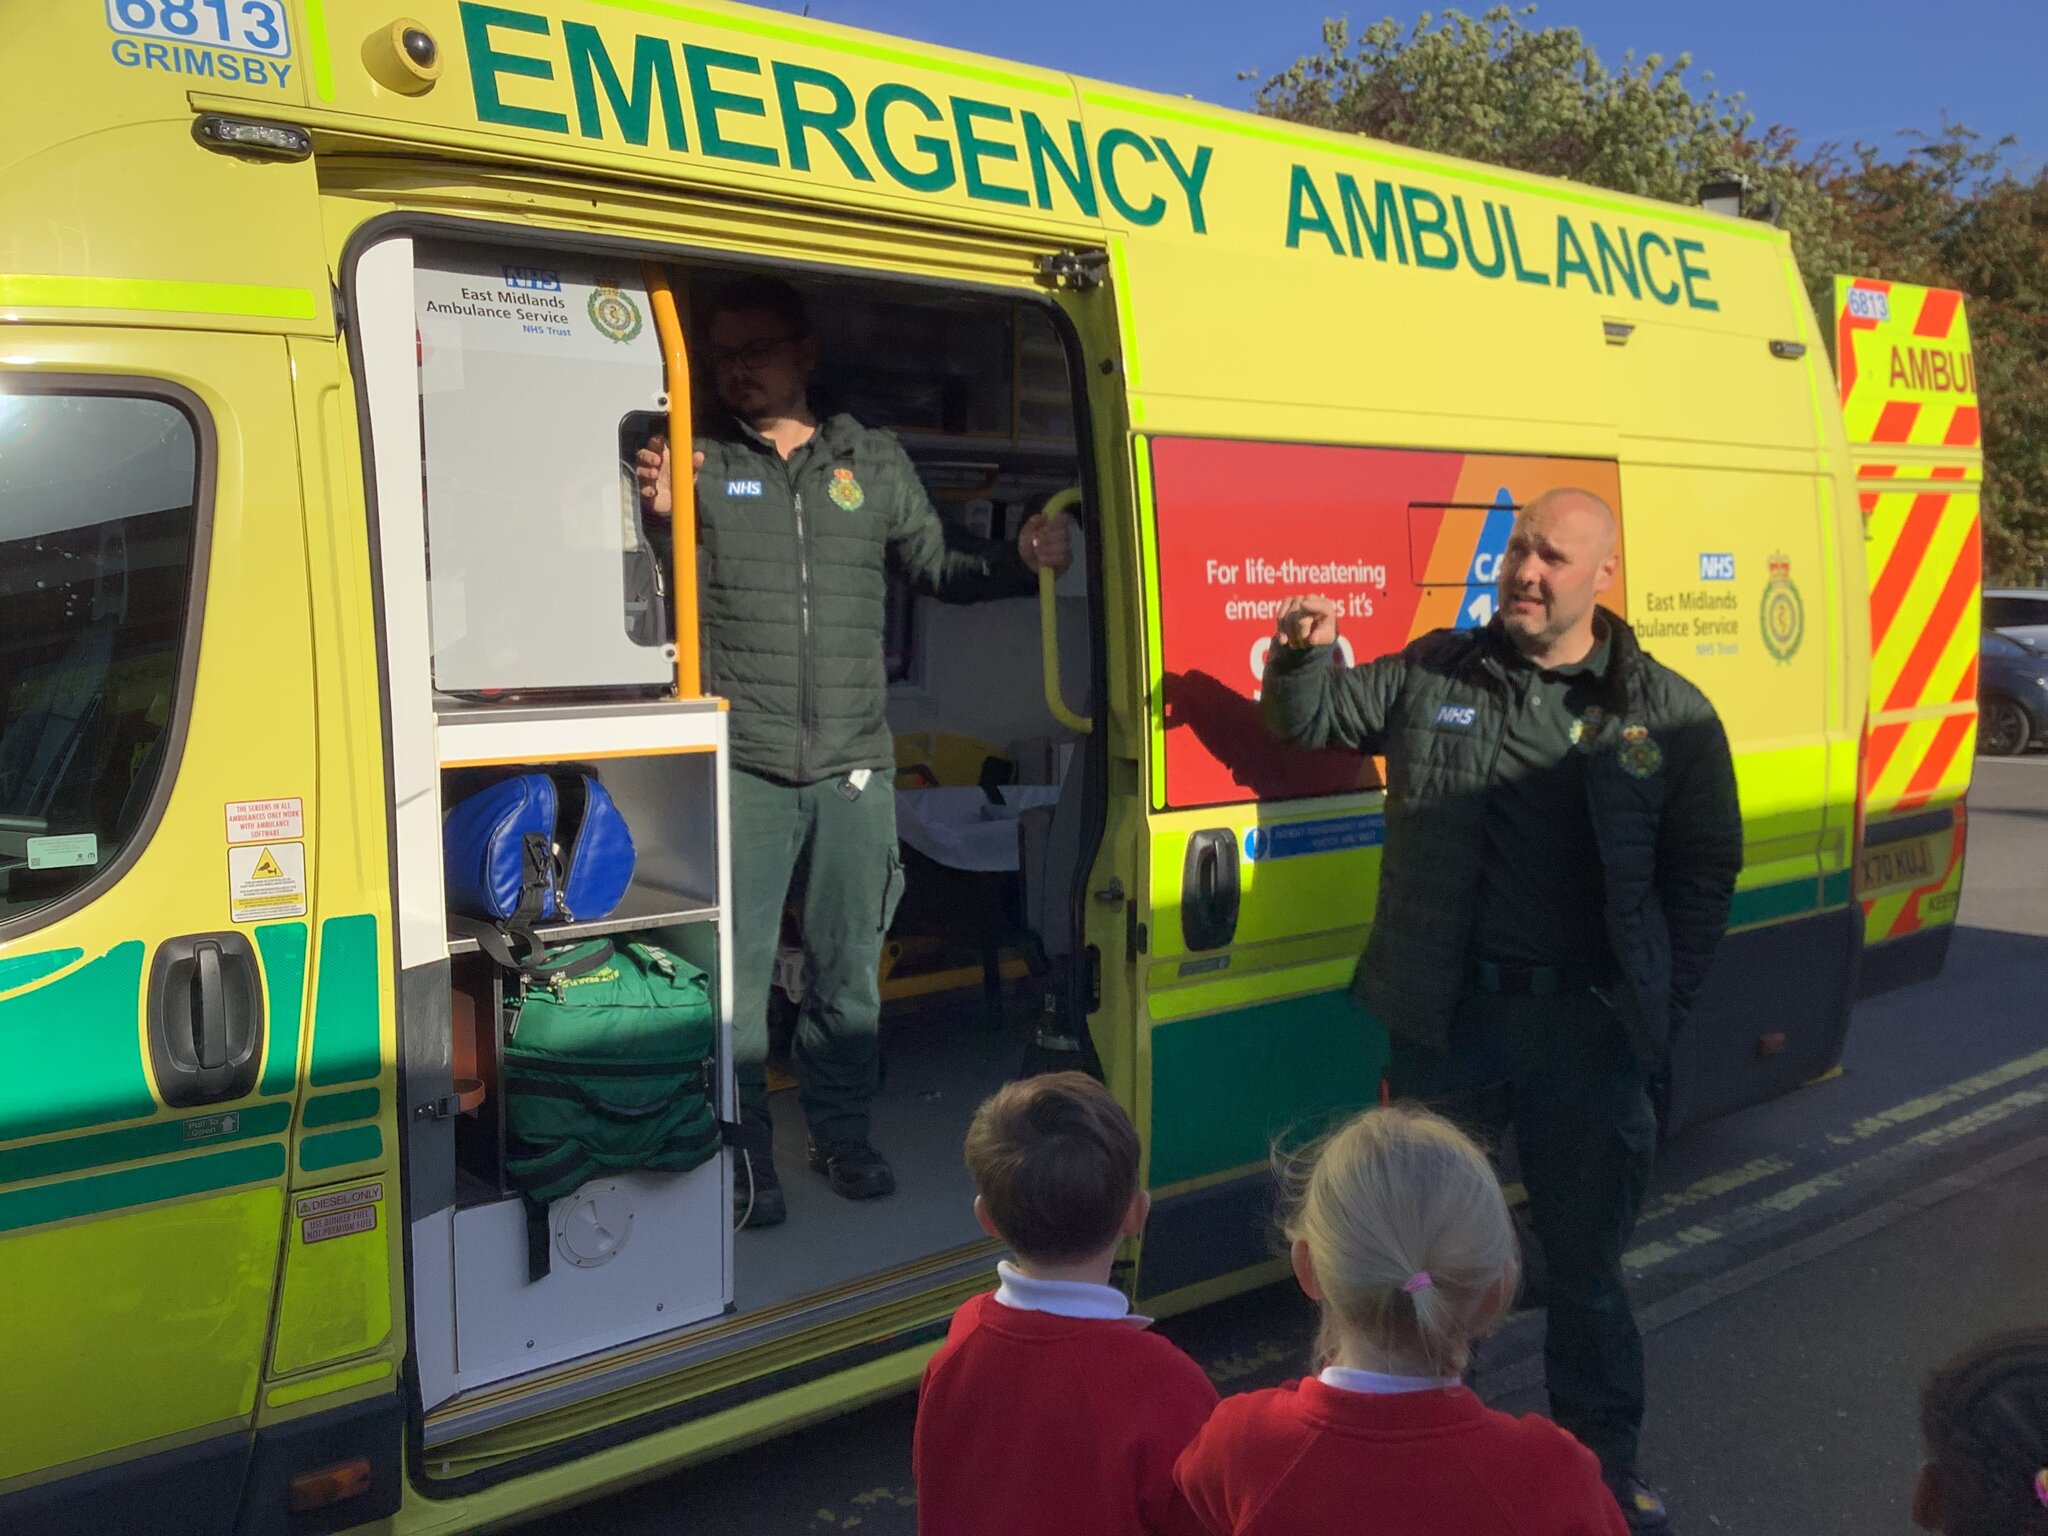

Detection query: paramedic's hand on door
xmin=1276 ymin=595 xmax=1340 ymax=650
xmin=634 ymin=433 xmax=704 ymax=518
xmin=1017 ymin=510 xmax=1073 ymax=576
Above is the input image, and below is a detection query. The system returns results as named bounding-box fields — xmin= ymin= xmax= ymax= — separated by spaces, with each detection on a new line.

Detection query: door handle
xmin=1180 ymin=829 xmax=1241 ymax=952
xmin=149 ymin=931 xmax=264 ymax=1108
xmin=193 ymin=941 xmax=228 ymax=1070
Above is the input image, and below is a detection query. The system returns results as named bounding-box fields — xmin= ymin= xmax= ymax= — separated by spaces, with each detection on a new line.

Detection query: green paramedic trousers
xmin=1389 ymin=986 xmax=1658 ymax=1476
xmin=730 ymin=767 xmax=905 ymax=1148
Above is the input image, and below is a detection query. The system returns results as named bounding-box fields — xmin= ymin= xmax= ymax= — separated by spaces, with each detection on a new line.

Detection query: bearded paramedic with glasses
xmin=636 ymin=276 xmax=1074 ymax=1230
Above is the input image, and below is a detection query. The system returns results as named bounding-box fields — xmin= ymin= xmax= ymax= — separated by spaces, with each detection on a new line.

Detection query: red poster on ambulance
xmin=1149 ymin=438 xmax=1624 ymax=809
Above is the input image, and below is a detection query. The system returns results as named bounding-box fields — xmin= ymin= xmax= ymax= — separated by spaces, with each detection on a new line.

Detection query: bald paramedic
xmin=1261 ymin=488 xmax=1741 ymax=1533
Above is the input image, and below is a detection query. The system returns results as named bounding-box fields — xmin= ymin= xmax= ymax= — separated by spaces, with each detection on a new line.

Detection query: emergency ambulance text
xmin=458 ymin=3 xmax=1216 ymax=235
xmin=1284 ymin=165 xmax=1718 ymax=312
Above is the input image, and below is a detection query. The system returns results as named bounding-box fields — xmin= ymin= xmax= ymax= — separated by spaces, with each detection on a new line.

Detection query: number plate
xmin=106 ymin=0 xmax=292 ymax=59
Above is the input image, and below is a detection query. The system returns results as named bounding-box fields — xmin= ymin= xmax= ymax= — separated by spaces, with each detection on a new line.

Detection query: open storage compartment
xmin=355 ymin=233 xmax=739 ymax=1412
xmin=432 ymin=698 xmax=737 ymax=1393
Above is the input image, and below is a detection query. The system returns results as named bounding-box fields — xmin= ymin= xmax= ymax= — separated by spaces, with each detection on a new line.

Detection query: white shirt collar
xmin=992 ymin=1261 xmax=1152 ymax=1325
xmin=1318 ymin=1365 xmax=1462 ymax=1395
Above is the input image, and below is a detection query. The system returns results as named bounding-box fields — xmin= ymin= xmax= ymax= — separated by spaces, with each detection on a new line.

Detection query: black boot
xmin=1605 ymin=1472 xmax=1671 ymax=1533
xmin=807 ymin=1138 xmax=896 ymax=1200
xmin=732 ymin=1126 xmax=786 ymax=1229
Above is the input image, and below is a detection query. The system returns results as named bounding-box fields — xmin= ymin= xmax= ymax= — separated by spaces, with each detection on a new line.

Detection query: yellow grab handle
xmin=644 ymin=263 xmax=699 ymax=698
xmin=1037 ymin=486 xmax=1092 ymax=735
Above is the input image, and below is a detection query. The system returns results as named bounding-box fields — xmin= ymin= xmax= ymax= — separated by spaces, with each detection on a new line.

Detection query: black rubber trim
xmin=1857 ymin=922 xmax=1956 ymax=998
xmin=0 ymin=1428 xmax=248 ymax=1536
xmin=1138 ymin=1170 xmax=1278 ymax=1301
xmin=1863 ymin=805 xmax=1956 ymax=846
xmin=235 ymin=1390 xmax=404 ymax=1535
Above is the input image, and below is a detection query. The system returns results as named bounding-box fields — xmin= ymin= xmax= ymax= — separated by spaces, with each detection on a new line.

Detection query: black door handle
xmin=149 ymin=931 xmax=264 ymax=1108
xmin=193 ymin=941 xmax=228 ymax=1070
xmin=1180 ymin=829 xmax=1242 ymax=952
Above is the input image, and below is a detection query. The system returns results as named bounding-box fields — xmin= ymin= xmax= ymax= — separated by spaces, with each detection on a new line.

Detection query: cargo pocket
xmin=881 ymin=849 xmax=906 ymax=935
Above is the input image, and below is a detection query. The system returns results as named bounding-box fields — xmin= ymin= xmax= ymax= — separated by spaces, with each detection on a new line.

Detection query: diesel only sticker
xmin=297 ymin=1183 xmax=382 ymax=1245
xmin=302 ymin=1206 xmax=378 ymax=1244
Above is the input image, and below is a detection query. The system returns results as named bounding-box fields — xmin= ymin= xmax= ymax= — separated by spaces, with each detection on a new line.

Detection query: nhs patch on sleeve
xmin=1434 ymin=703 xmax=1479 ymax=730
xmin=725 ymin=479 xmax=764 ymax=498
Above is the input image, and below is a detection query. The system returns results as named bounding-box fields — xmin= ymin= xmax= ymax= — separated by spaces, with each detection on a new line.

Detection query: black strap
xmin=516 ymin=830 xmax=554 ymax=926
xmin=451 ymin=918 xmax=614 ymax=985
xmin=509 ymin=1075 xmax=674 ymax=1120
xmin=524 ymin=939 xmax=617 ymax=985
xmin=525 ymin=1197 xmax=551 ymax=1283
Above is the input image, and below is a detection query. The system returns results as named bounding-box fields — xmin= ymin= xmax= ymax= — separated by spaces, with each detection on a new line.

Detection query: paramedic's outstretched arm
xmin=1260 ymin=596 xmax=1404 ymax=755
xmin=881 ymin=436 xmax=1070 ymax=604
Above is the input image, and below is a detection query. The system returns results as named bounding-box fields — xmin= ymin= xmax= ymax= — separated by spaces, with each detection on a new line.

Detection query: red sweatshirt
xmin=1174 ymin=1378 xmax=1628 ymax=1536
xmin=914 ymin=1291 xmax=1220 ymax=1536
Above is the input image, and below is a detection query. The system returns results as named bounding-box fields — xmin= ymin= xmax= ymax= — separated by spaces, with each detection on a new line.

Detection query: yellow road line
xmin=1828 ymin=1046 xmax=2048 ymax=1146
xmin=1625 ymin=1084 xmax=2048 ymax=1271
xmin=1636 ymin=1156 xmax=1795 ymax=1226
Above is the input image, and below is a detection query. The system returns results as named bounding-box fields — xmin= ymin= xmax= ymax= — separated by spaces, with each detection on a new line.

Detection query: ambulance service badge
xmin=1619 ymin=722 xmax=1663 ymax=778
xmin=828 ymin=465 xmax=866 ymax=511
xmin=587 ymin=284 xmax=643 ymax=344
xmin=1761 ymin=552 xmax=1805 ymax=664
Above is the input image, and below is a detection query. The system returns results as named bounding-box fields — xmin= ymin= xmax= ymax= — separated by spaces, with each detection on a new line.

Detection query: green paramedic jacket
xmin=1261 ymin=613 xmax=1742 ymax=1065
xmin=691 ymin=412 xmax=1034 ymax=786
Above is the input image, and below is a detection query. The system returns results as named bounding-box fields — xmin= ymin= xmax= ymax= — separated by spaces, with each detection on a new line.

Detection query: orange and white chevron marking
xmin=1835 ymin=277 xmax=1984 ymax=946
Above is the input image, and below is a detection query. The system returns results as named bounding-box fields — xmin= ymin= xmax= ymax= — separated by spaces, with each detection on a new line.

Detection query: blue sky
xmin=767 ymin=1 xmax=2043 ymax=174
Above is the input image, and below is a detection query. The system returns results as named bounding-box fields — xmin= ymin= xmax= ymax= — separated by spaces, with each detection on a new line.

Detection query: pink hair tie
xmin=1401 ymin=1272 xmax=1433 ymax=1295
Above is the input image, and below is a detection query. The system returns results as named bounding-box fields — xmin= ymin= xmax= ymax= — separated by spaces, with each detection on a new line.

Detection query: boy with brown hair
xmin=914 ymin=1073 xmax=1218 ymax=1536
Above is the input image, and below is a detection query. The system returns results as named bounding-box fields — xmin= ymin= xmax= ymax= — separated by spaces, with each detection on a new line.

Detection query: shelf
xmin=437 ymin=698 xmax=724 ymax=769
xmin=446 ymin=881 xmax=717 ymax=956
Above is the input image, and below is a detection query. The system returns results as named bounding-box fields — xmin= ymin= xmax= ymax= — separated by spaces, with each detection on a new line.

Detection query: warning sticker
xmin=302 ymin=1205 xmax=378 ymax=1245
xmin=226 ymin=797 xmax=304 ymax=845
xmin=228 ymin=842 xmax=307 ymax=922
xmin=295 ymin=1182 xmax=383 ymax=1220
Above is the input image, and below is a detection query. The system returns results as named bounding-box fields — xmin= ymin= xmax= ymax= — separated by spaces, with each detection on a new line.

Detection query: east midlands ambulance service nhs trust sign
xmin=453 ymin=3 xmax=1723 ymax=314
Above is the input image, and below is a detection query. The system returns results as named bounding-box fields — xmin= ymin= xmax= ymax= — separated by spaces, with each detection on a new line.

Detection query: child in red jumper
xmin=1175 ymin=1105 xmax=1626 ymax=1536
xmin=914 ymin=1072 xmax=1218 ymax=1536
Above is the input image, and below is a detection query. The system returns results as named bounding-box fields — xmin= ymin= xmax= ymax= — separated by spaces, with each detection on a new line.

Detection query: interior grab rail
xmin=644 ymin=263 xmax=699 ymax=697
xmin=1037 ymin=486 xmax=1092 ymax=735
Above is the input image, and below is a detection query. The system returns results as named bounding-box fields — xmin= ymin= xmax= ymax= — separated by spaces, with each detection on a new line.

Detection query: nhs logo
xmin=1700 ymin=553 xmax=1737 ymax=582
xmin=725 ymin=479 xmax=764 ymax=498
xmin=1435 ymin=704 xmax=1478 ymax=730
xmin=501 ymin=265 xmax=562 ymax=291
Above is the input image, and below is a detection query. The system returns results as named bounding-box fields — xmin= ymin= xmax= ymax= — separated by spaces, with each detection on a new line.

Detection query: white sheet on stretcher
xmin=894 ymin=785 xmax=1062 ymax=873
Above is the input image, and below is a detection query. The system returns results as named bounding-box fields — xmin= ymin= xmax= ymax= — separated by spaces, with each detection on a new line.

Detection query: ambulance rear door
xmin=1835 ymin=277 xmax=1983 ymax=994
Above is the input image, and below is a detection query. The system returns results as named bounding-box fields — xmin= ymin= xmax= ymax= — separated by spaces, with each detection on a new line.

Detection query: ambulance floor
xmin=733 ymin=1003 xmax=1030 ymax=1314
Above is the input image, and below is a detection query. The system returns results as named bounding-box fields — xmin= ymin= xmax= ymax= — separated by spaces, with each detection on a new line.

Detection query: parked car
xmin=1983 ymin=588 xmax=2048 ymax=651
xmin=1979 ymin=630 xmax=2048 ymax=756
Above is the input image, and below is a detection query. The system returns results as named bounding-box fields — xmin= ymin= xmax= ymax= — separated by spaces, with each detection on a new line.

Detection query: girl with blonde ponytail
xmin=1173 ymin=1106 xmax=1627 ymax=1536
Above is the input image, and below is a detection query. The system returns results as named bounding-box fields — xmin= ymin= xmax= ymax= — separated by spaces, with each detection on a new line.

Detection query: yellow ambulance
xmin=0 ymin=1 xmax=1979 ymax=1528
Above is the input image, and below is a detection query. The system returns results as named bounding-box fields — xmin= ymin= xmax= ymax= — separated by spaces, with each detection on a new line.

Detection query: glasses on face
xmin=709 ymin=335 xmax=796 ymax=372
